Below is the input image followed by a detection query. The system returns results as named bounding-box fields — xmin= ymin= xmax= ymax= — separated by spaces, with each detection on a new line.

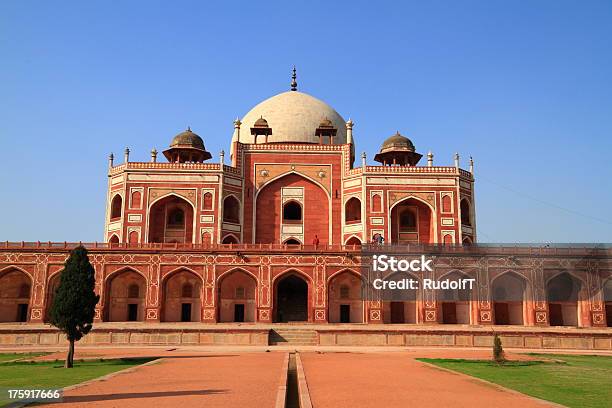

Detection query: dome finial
xmin=290 ymin=65 xmax=298 ymax=91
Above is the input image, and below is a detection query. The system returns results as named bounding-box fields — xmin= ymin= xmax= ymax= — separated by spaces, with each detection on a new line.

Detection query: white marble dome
xmin=238 ymin=91 xmax=347 ymax=144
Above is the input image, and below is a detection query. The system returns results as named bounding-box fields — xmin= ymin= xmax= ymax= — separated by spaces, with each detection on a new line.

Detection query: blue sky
xmin=1 ymin=1 xmax=610 ymax=243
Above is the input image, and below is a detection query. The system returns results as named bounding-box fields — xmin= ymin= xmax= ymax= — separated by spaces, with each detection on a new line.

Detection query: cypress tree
xmin=49 ymin=246 xmax=99 ymax=368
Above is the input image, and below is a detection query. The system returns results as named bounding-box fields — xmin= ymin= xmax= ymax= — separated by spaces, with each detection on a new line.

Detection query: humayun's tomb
xmin=1 ymin=71 xmax=611 ymax=349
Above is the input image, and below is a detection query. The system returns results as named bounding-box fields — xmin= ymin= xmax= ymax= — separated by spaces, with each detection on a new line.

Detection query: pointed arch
xmin=147 ymin=193 xmax=196 ymax=244
xmin=438 ymin=269 xmax=473 ymax=324
xmin=388 ymin=195 xmax=438 ymax=243
xmin=282 ymin=200 xmax=302 ymax=222
xmin=546 ymin=271 xmax=583 ymax=327
xmin=110 ymin=193 xmax=123 ymax=220
xmin=44 ymin=271 xmax=62 ymax=322
xmin=202 ymin=191 xmax=213 ymax=210
xmin=255 ymin=172 xmax=331 ymax=244
xmin=104 ymin=266 xmax=147 ymax=322
xmin=218 ymin=268 xmax=258 ymax=322
xmin=223 ymin=194 xmax=241 ymax=224
xmin=105 ymin=266 xmax=148 ymax=283
xmin=441 ymin=194 xmax=452 ymax=213
xmin=128 ymin=230 xmax=139 ymax=244
xmin=221 ymin=233 xmax=240 ymax=244
xmin=344 ymin=235 xmax=362 ymax=246
xmin=491 ymin=270 xmax=528 ymax=325
xmin=371 ymin=193 xmax=382 ymax=213
xmin=161 ymin=267 xmax=203 ymax=322
xmin=282 ymin=238 xmax=302 ymax=245
xmin=255 ymin=171 xmax=331 ymax=200
xmin=273 ymin=269 xmax=312 ymax=322
xmin=272 ymin=268 xmax=314 ymax=286
xmin=328 ymin=269 xmax=366 ymax=323
xmin=326 ymin=268 xmax=366 ymax=285
xmin=344 ymin=197 xmax=362 ymax=223
xmin=0 ymin=267 xmax=33 ymax=322
xmin=545 ymin=270 xmax=586 ymax=287
xmin=130 ymin=190 xmax=142 ymax=209
xmin=381 ymin=269 xmax=420 ymax=324
xmin=161 ymin=266 xmax=203 ymax=285
xmin=0 ymin=265 xmax=34 ymax=282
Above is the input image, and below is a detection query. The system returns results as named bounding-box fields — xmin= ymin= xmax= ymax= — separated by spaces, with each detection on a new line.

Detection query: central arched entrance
xmin=275 ymin=273 xmax=308 ymax=322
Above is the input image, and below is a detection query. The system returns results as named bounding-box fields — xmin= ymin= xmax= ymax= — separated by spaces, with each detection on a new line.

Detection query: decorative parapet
xmin=241 ymin=143 xmax=344 ymax=152
xmin=108 ymin=161 xmax=225 ymax=176
xmin=347 ymin=165 xmax=468 ymax=175
xmin=1 ymin=241 xmax=610 ymax=257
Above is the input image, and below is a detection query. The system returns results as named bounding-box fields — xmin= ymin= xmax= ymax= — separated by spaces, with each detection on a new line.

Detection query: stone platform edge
xmin=0 ymin=325 xmax=610 ymax=350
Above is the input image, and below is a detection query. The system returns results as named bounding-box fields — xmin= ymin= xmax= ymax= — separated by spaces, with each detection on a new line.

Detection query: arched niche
xmin=328 ymin=271 xmax=364 ymax=323
xmin=492 ymin=272 xmax=527 ymax=325
xmin=218 ymin=270 xmax=257 ymax=322
xmin=390 ymin=197 xmax=434 ymax=244
xmin=381 ymin=271 xmax=419 ymax=324
xmin=162 ymin=269 xmax=202 ymax=322
xmin=148 ymin=195 xmax=194 ymax=244
xmin=105 ymin=269 xmax=146 ymax=322
xmin=345 ymin=197 xmax=361 ymax=223
xmin=0 ymin=268 xmax=32 ymax=322
xmin=547 ymin=272 xmax=582 ymax=327
xmin=438 ymin=271 xmax=472 ymax=324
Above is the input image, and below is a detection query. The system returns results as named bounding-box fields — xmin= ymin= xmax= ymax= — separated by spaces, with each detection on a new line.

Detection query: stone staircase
xmin=269 ymin=328 xmax=319 ymax=346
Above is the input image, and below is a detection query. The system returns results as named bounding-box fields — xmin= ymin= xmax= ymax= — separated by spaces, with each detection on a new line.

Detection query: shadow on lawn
xmin=416 ymin=358 xmax=554 ymax=367
xmin=42 ymin=389 xmax=228 ymax=404
xmin=27 ymin=354 xmax=241 ymax=365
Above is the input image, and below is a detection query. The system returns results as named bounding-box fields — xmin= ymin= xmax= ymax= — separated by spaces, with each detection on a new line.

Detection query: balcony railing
xmin=1 ymin=241 xmax=609 ymax=256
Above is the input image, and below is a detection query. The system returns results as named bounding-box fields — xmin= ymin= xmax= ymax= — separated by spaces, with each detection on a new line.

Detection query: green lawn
xmin=418 ymin=354 xmax=612 ymax=408
xmin=0 ymin=356 xmax=155 ymax=406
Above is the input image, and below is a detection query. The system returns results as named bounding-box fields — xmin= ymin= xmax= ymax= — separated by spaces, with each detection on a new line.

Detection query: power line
xmin=478 ymin=175 xmax=611 ymax=226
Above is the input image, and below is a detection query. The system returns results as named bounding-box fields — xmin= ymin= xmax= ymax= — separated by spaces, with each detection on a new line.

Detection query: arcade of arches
xmin=0 ymin=261 xmax=610 ymax=328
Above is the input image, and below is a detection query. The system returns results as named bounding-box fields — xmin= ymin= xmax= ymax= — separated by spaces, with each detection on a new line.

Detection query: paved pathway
xmin=300 ymin=351 xmax=552 ymax=408
xmin=26 ymin=348 xmax=568 ymax=407
xmin=37 ymin=352 xmax=286 ymax=408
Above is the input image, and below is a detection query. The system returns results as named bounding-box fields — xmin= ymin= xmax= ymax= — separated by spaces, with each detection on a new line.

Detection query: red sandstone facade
xmin=1 ymin=82 xmax=611 ymax=329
